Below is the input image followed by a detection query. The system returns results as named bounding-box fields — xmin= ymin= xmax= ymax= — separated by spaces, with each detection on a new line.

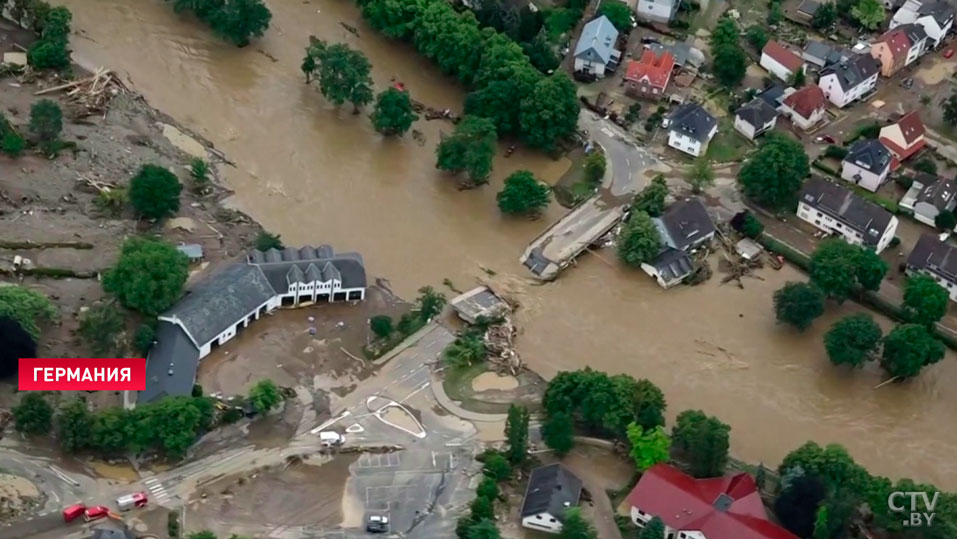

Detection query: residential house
xmin=885 ymin=0 xmax=908 ymax=9
xmin=142 ymin=245 xmax=367 ymax=403
xmin=637 ymin=0 xmax=679 ymax=23
xmin=841 ymin=139 xmax=893 ymax=191
xmin=900 ymin=173 xmax=957 ymax=227
xmin=798 ymin=177 xmax=899 ymax=253
xmin=795 ymin=0 xmax=822 ymax=23
xmin=761 ymin=41 xmax=806 ymax=81
xmin=734 ymin=98 xmax=779 ymax=140
xmin=649 ymin=41 xmax=705 ymax=71
xmin=907 ymin=234 xmax=957 ymax=300
xmin=870 ymin=25 xmax=927 ymax=77
xmin=879 ymin=111 xmax=926 ymax=162
xmin=757 ymin=83 xmax=788 ymax=108
xmin=818 ymin=55 xmax=880 ymax=108
xmin=626 ymin=463 xmax=799 ymax=539
xmin=624 ymin=49 xmax=676 ymax=99
xmin=890 ymin=0 xmax=955 ymax=49
xmin=519 ymin=464 xmax=583 ymax=534
xmin=573 ymin=16 xmax=621 ymax=78
xmin=642 ymin=248 xmax=695 ymax=288
xmin=779 ymin=85 xmax=827 ymax=131
xmin=642 ymin=198 xmax=716 ymax=288
xmin=803 ymin=41 xmax=851 ymax=68
xmin=664 ymin=103 xmax=717 ymax=157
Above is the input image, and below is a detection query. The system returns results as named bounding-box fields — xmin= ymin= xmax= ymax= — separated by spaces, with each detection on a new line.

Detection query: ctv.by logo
xmin=888 ymin=491 xmax=939 ymax=527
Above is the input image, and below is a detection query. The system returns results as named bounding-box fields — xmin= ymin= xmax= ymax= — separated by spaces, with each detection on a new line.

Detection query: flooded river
xmin=60 ymin=0 xmax=957 ymax=488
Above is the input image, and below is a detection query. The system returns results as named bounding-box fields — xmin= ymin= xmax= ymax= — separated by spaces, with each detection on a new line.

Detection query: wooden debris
xmin=35 ymin=68 xmax=124 ymax=116
xmin=483 ymin=316 xmax=523 ymax=376
xmin=75 ymin=173 xmax=118 ymax=194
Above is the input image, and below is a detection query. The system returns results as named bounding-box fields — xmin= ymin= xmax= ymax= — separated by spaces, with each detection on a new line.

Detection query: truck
xmin=116 ymin=492 xmax=148 ymax=511
xmin=62 ymin=503 xmax=86 ymax=523
xmin=84 ymin=506 xmax=111 ymax=522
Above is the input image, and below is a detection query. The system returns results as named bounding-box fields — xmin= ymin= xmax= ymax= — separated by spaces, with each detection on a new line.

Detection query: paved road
xmin=579 ymin=113 xmax=657 ymax=198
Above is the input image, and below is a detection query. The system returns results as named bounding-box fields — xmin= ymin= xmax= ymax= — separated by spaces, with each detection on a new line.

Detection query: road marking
xmin=49 ymin=491 xmax=59 ymax=504
xmin=48 ymin=465 xmax=80 ymax=487
xmin=626 ymin=158 xmax=631 ymax=168
xmin=431 ymin=451 xmax=436 ymax=467
xmin=399 ymin=381 xmax=430 ymax=403
xmin=309 ymin=410 xmax=351 ymax=434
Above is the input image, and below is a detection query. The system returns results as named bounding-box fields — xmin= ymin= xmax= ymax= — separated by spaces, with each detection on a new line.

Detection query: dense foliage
xmin=23 ymin=4 xmax=72 ymax=70
xmin=29 ymin=99 xmax=62 ymax=148
xmin=902 ymin=274 xmax=949 ymax=326
xmin=248 ymin=379 xmax=282 ymax=413
xmin=738 ymin=133 xmax=810 ymax=208
xmin=881 ymin=324 xmax=945 ymax=379
xmin=626 ymin=423 xmax=670 ymax=471
xmin=632 ymin=176 xmax=669 ymax=217
xmin=13 ymin=392 xmax=54 ymax=435
xmin=303 ymin=40 xmax=374 ymax=112
xmin=170 ymin=0 xmax=271 ymax=46
xmin=497 ymin=170 xmax=550 ymax=215
xmin=809 ymin=239 xmax=887 ymax=302
xmin=0 ymin=285 xmax=56 ymax=339
xmin=773 ymin=282 xmax=825 ymax=331
xmin=78 ymin=304 xmax=126 ymax=356
xmin=671 ymin=410 xmax=730 ymax=478
xmin=371 ymin=87 xmax=418 ymax=136
xmin=618 ymin=211 xmax=662 ymax=267
xmin=103 ymin=237 xmax=189 ymax=316
xmin=129 ymin=164 xmax=183 ymax=219
xmin=824 ymin=313 xmax=882 ymax=367
xmin=436 ymin=115 xmax=498 ymax=184
xmin=542 ymin=410 xmax=575 ymax=455
xmin=709 ymin=17 xmax=747 ymax=87
xmin=504 ymin=404 xmax=530 ymax=465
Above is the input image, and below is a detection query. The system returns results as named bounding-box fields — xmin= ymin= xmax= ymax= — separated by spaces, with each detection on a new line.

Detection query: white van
xmin=319 ymin=431 xmax=345 ymax=447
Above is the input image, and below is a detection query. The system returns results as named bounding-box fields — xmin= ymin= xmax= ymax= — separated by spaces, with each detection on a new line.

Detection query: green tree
xmin=558 ymin=507 xmax=597 ymax=539
xmin=436 ymin=115 xmax=498 ymax=184
xmin=103 ymin=237 xmax=189 ymax=316
xmin=504 ymin=404 xmax=530 ymax=465
xmin=254 ymin=231 xmax=283 ymax=251
xmin=767 ymin=1 xmax=784 ymax=24
xmin=639 ymin=516 xmax=666 ymax=539
xmin=746 ymin=25 xmax=768 ymax=51
xmin=686 ymin=159 xmax=714 ymax=193
xmin=584 ymin=151 xmax=607 ymax=184
xmin=207 ymin=0 xmax=271 ymax=47
xmin=671 ymin=410 xmax=730 ymax=478
xmin=90 ymin=406 xmax=132 ymax=454
xmin=944 ymin=93 xmax=957 ymax=126
xmin=416 ymin=285 xmax=447 ymax=320
xmin=371 ymin=87 xmax=419 ymax=136
xmin=824 ymin=313 xmax=882 ymax=367
xmin=809 ymin=239 xmax=887 ymax=302
xmin=790 ymin=68 xmax=806 ymax=88
xmin=249 ymin=379 xmax=282 ymax=413
xmin=710 ymin=16 xmax=739 ymax=49
xmin=625 ymin=103 xmax=642 ymax=125
xmin=712 ymin=44 xmax=747 ymax=87
xmin=598 ymin=0 xmax=634 ymax=31
xmin=0 ymin=285 xmax=56 ymax=339
xmin=626 ymin=423 xmax=670 ymax=471
xmin=632 ymin=176 xmax=669 ymax=216
xmin=188 ymin=532 xmax=217 ymax=539
xmin=483 ymin=451 xmax=512 ymax=480
xmin=618 ymin=211 xmax=662 ymax=267
xmin=738 ymin=132 xmax=809 ymax=208
xmin=470 ymin=495 xmax=495 ymax=521
xmin=881 ymin=324 xmax=945 ymax=379
xmin=28 ymin=99 xmax=62 ymax=150
xmin=914 ymin=158 xmax=937 ymax=175
xmin=935 ymin=209 xmax=956 ymax=231
xmin=519 ymin=72 xmax=580 ymax=151
xmin=57 ymin=398 xmax=93 ymax=452
xmin=851 ymin=0 xmax=885 ymax=29
xmin=2 ymin=131 xmax=26 ymax=157
xmin=542 ymin=411 xmax=575 ymax=456
xmin=444 ymin=331 xmax=486 ymax=368
xmin=812 ymin=2 xmax=838 ymax=28
xmin=497 ymin=170 xmax=550 ymax=215
xmin=739 ymin=212 xmax=764 ymax=238
xmin=305 ymin=41 xmax=374 ymax=112
xmin=190 ymin=158 xmax=210 ymax=187
xmin=129 ymin=164 xmax=183 ymax=219
xmin=465 ymin=61 xmax=539 ymax=135
xmin=773 ymin=282 xmax=825 ymax=331
xmin=812 ymin=506 xmax=829 ymax=539
xmin=78 ymin=304 xmax=126 ymax=356
xmin=476 ymin=476 xmax=499 ymax=500
xmin=13 ymin=392 xmax=53 ymax=435
xmin=134 ymin=324 xmax=156 ymax=355
xmin=466 ymin=519 xmax=501 ymax=539
xmin=370 ymin=315 xmax=394 ymax=338
xmin=903 ymin=274 xmax=949 ymax=326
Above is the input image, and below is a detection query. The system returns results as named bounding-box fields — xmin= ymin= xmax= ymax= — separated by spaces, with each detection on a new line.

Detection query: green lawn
xmin=706 ymin=119 xmax=752 ymax=163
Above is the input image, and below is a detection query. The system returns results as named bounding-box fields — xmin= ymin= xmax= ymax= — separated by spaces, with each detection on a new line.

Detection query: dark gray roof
xmin=800 ymin=177 xmax=894 ymax=246
xmin=820 ymin=55 xmax=879 ymax=91
xmin=899 ymin=22 xmax=928 ymax=44
xmin=520 ymin=464 xmax=583 ymax=520
xmin=667 ymin=103 xmax=717 ymax=143
xmin=140 ymin=322 xmax=200 ymax=403
xmin=916 ymin=176 xmax=957 ymax=211
xmin=162 ymin=264 xmax=276 ymax=347
xmin=798 ymin=0 xmax=821 ymax=15
xmin=655 ymin=198 xmax=717 ymax=251
xmin=735 ymin=98 xmax=779 ymax=128
xmin=651 ymin=248 xmax=694 ymax=283
xmin=574 ymin=16 xmax=619 ymax=64
xmin=908 ymin=234 xmax=957 ymax=280
xmin=803 ymin=41 xmax=832 ymax=61
xmin=317 ymin=244 xmax=334 ymax=258
xmin=844 ymin=139 xmax=892 ymax=174
xmin=283 ymin=246 xmax=301 ymax=261
xmin=287 ymin=264 xmax=305 ymax=284
xmin=249 ymin=246 xmax=366 ymax=294
xmin=918 ymin=0 xmax=956 ymax=26
xmin=757 ymin=84 xmax=787 ymax=107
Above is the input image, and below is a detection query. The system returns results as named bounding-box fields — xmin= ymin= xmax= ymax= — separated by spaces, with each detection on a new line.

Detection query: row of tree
xmin=4 ymin=0 xmax=73 ymax=70
xmin=617 ymin=177 xmax=671 ymax=267
xmin=168 ymin=0 xmax=271 ymax=47
xmin=355 ymin=0 xmax=580 ymax=151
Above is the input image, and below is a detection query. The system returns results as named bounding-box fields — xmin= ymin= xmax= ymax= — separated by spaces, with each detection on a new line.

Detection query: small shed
xmin=449 ymin=286 xmax=510 ymax=324
xmin=735 ymin=238 xmax=763 ymax=260
xmin=176 ymin=243 xmax=204 ymax=262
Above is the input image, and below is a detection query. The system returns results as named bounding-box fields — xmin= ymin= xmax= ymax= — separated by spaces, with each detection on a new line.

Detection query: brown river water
xmin=59 ymin=0 xmax=957 ymax=488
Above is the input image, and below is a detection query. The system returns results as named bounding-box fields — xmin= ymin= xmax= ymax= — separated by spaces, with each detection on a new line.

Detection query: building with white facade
xmin=734 ymin=98 xmax=779 ymax=140
xmin=779 ymin=85 xmax=827 ymax=131
xmin=664 ymin=103 xmax=717 ymax=157
xmin=841 ymin=139 xmax=893 ymax=192
xmin=818 ymin=55 xmax=880 ymax=108
xmin=890 ymin=0 xmax=956 ymax=48
xmin=641 ymin=198 xmax=717 ymax=288
xmin=573 ymin=16 xmax=621 ymax=78
xmin=907 ymin=234 xmax=957 ymax=301
xmin=637 ymin=0 xmax=679 ymax=22
xmin=519 ymin=464 xmax=583 ymax=534
xmin=900 ymin=173 xmax=957 ymax=227
xmin=798 ymin=177 xmax=899 ymax=253
xmin=760 ymin=41 xmax=806 ymax=81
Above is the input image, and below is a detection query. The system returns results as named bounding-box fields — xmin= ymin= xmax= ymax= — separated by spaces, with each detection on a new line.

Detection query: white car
xmin=319 ymin=431 xmax=345 ymax=447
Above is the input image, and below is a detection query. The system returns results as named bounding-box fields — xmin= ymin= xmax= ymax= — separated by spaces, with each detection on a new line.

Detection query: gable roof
xmin=655 ymin=198 xmax=717 ymax=251
xmin=574 ymin=16 xmax=619 ymax=64
xmin=915 ymin=175 xmax=957 ymax=211
xmin=625 ymin=50 xmax=676 ymax=88
xmin=649 ymin=247 xmax=694 ymax=283
xmin=820 ymin=54 xmax=879 ymax=91
xmin=892 ymin=111 xmax=925 ymax=144
xmin=917 ymin=0 xmax=956 ymax=25
xmin=250 ymin=250 xmax=366 ymax=295
xmin=908 ymin=234 xmax=957 ymax=280
xmin=800 ymin=177 xmax=895 ymax=246
xmin=874 ymin=28 xmax=914 ymax=61
xmin=757 ymin=84 xmax=787 ymax=107
xmin=797 ymin=0 xmax=821 ymax=15
xmin=667 ymin=103 xmax=717 ymax=143
xmin=141 ymin=321 xmax=201 ymax=403
xmin=762 ymin=41 xmax=805 ymax=72
xmin=520 ymin=464 xmax=583 ymax=520
xmin=736 ymin=98 xmax=779 ymax=127
xmin=782 ymin=85 xmax=826 ymax=119
xmin=899 ymin=22 xmax=928 ymax=43
xmin=844 ymin=139 xmax=893 ymax=174
xmin=880 ymin=111 xmax=926 ymax=159
xmin=626 ymin=464 xmax=798 ymax=539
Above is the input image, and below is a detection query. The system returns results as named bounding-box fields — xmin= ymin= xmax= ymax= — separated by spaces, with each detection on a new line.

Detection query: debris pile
xmin=714 ymin=227 xmax=765 ymax=289
xmin=34 ymin=67 xmax=125 ymax=117
xmin=483 ymin=316 xmax=522 ymax=376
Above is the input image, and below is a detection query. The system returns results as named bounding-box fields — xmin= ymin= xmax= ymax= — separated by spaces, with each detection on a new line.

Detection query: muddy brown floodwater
xmin=59 ymin=0 xmax=957 ymax=488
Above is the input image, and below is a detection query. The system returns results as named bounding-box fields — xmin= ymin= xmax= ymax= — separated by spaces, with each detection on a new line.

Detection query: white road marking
xmin=431 ymin=451 xmax=436 ymax=467
xmin=50 ymin=491 xmax=59 ymax=504
xmin=399 ymin=381 xmax=430 ymax=403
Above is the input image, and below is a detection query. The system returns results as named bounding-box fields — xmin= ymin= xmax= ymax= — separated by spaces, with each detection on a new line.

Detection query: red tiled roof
xmin=782 ymin=85 xmax=826 ymax=120
xmin=874 ymin=29 xmax=912 ymax=61
xmin=880 ymin=135 xmax=926 ymax=161
xmin=625 ymin=50 xmax=676 ymax=89
xmin=879 ymin=111 xmax=926 ymax=161
xmin=762 ymin=41 xmax=804 ymax=72
xmin=896 ymin=111 xmax=926 ymax=144
xmin=626 ymin=464 xmax=798 ymax=539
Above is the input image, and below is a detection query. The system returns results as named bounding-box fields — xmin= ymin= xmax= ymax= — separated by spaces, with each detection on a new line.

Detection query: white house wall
xmin=522 ymin=512 xmax=563 ymax=534
xmin=841 ymin=160 xmax=888 ymax=192
xmin=797 ymin=202 xmax=898 ymax=253
xmin=820 ymin=73 xmax=877 ymax=108
xmin=760 ymin=53 xmax=797 ymax=81
xmin=574 ymin=57 xmax=608 ymax=78
xmin=668 ymin=132 xmax=704 ymax=156
xmin=907 ymin=268 xmax=957 ymax=301
xmin=637 ymin=0 xmax=676 ymax=22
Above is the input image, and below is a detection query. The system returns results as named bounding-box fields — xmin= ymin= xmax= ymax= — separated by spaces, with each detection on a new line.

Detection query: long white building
xmin=798 ymin=177 xmax=898 ymax=254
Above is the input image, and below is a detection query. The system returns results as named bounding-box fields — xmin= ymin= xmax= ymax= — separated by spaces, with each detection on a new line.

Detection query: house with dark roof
xmin=142 ymin=245 xmax=367 ymax=404
xmin=880 ymin=111 xmax=926 ymax=162
xmin=803 ymin=41 xmax=851 ymax=68
xmin=626 ymin=463 xmax=798 ymax=539
xmin=818 ymin=55 xmax=880 ymax=108
xmin=520 ymin=464 xmax=583 ymax=534
xmin=900 ymin=173 xmax=957 ymax=227
xmin=641 ymin=198 xmax=716 ymax=288
xmin=795 ymin=0 xmax=822 ymax=23
xmin=624 ymin=50 xmax=676 ymax=100
xmin=641 ymin=247 xmax=695 ymax=288
xmin=871 ymin=25 xmax=927 ymax=77
xmin=890 ymin=0 xmax=955 ymax=48
xmin=907 ymin=234 xmax=957 ymax=300
xmin=760 ymin=41 xmax=806 ymax=81
xmin=841 ymin=139 xmax=893 ymax=192
xmin=733 ymin=98 xmax=779 ymax=140
xmin=638 ymin=0 xmax=679 ymax=22
xmin=756 ymin=84 xmax=787 ymax=108
xmin=573 ymin=16 xmax=621 ymax=78
xmin=664 ymin=103 xmax=717 ymax=157
xmin=779 ymin=85 xmax=827 ymax=131
xmin=798 ymin=177 xmax=899 ymax=253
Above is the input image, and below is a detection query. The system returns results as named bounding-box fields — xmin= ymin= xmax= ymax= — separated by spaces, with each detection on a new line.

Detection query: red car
xmin=62 ymin=503 xmax=85 ymax=523
xmin=944 ymin=48 xmax=954 ymax=58
xmin=84 ymin=505 xmax=110 ymax=522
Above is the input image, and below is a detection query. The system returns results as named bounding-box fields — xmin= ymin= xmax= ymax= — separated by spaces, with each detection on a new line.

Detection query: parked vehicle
xmin=84 ymin=506 xmax=110 ymax=522
xmin=641 ymin=36 xmax=660 ymax=44
xmin=116 ymin=492 xmax=148 ymax=511
xmin=366 ymin=515 xmax=390 ymax=533
xmin=63 ymin=504 xmax=86 ymax=523
xmin=945 ymin=48 xmax=954 ymax=58
xmin=319 ymin=431 xmax=345 ymax=447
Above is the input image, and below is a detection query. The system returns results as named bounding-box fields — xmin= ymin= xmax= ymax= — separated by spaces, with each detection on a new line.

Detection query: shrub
xmin=28 ymin=99 xmax=62 ymax=146
xmin=129 ymin=164 xmax=182 ymax=219
xmin=1 ymin=132 xmax=26 ymax=157
xmin=913 ymin=158 xmax=937 ymax=175
xmin=823 ymin=145 xmax=848 ymax=159
xmin=254 ymin=231 xmax=283 ymax=251
xmin=370 ymin=315 xmax=393 ymax=339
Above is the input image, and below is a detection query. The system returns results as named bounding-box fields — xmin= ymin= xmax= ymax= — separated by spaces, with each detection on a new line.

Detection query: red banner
xmin=19 ymin=358 xmax=146 ymax=391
